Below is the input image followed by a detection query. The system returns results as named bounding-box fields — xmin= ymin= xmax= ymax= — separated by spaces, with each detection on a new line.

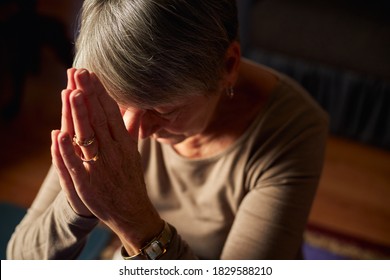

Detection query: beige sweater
xmin=7 ymin=72 xmax=328 ymax=260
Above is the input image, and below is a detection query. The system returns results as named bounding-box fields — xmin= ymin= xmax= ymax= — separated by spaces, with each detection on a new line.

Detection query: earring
xmin=226 ymin=86 xmax=234 ymax=99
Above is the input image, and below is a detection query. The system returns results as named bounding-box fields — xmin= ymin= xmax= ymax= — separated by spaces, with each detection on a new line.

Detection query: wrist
xmin=118 ymin=214 xmax=164 ymax=254
xmin=121 ymin=220 xmax=172 ymax=260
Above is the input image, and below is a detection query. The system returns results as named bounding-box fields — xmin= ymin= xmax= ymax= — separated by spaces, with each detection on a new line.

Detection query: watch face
xmin=145 ymin=241 xmax=165 ymax=259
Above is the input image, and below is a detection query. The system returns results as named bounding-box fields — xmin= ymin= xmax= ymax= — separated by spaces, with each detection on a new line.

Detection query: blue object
xmin=302 ymin=242 xmax=349 ymax=260
xmin=0 ymin=202 xmax=26 ymax=260
xmin=77 ymin=224 xmax=112 ymax=260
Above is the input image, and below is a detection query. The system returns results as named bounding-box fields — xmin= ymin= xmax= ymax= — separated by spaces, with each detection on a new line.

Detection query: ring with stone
xmin=73 ymin=134 xmax=95 ymax=147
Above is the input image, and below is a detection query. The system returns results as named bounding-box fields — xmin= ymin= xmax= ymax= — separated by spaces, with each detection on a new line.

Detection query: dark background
xmin=0 ymin=0 xmax=389 ymax=257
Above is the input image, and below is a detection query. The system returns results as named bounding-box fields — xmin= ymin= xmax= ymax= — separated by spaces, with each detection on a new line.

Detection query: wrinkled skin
xmin=51 ymin=69 xmax=163 ymax=255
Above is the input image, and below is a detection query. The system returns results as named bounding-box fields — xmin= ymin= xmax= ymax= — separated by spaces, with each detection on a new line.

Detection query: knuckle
xmin=91 ymin=115 xmax=108 ymax=129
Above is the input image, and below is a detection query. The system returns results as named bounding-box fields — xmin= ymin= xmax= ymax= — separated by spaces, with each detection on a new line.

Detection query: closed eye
xmin=158 ymin=110 xmax=176 ymax=116
xmin=152 ymin=108 xmax=178 ymax=119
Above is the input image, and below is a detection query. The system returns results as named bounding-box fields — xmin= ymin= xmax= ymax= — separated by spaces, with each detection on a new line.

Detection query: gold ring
xmin=73 ymin=134 xmax=95 ymax=147
xmin=80 ymin=151 xmax=99 ymax=163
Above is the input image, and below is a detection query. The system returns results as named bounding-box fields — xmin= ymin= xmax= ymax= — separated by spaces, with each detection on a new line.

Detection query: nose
xmin=139 ymin=111 xmax=163 ymax=139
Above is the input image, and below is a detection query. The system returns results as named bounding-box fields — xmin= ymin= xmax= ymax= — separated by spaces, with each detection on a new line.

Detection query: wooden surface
xmin=309 ymin=137 xmax=390 ymax=246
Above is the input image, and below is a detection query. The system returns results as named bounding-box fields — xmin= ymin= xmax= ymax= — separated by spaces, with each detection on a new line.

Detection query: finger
xmin=61 ymin=89 xmax=74 ymax=134
xmin=119 ymin=106 xmax=127 ymax=117
xmin=70 ymin=90 xmax=99 ymax=161
xmin=51 ymin=130 xmax=79 ymax=208
xmin=57 ymin=131 xmax=90 ymax=189
xmin=51 ymin=130 xmax=74 ymax=187
xmin=90 ymin=72 xmax=123 ymax=117
xmin=54 ymin=130 xmax=94 ymax=216
xmin=67 ymin=68 xmax=77 ymax=90
xmin=62 ymin=68 xmax=79 ymax=134
xmin=123 ymin=109 xmax=142 ymax=142
xmin=73 ymin=69 xmax=117 ymax=145
xmin=90 ymin=73 xmax=131 ymax=142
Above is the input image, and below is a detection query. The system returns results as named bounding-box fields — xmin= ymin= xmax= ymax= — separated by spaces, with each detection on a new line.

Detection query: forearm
xmin=7 ymin=192 xmax=99 ymax=259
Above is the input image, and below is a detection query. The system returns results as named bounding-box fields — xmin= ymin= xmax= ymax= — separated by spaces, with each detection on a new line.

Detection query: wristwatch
xmin=121 ymin=221 xmax=172 ymax=260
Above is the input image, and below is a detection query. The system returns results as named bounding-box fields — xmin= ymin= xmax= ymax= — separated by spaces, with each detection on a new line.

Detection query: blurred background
xmin=0 ymin=0 xmax=80 ymax=203
xmin=0 ymin=0 xmax=389 ymax=259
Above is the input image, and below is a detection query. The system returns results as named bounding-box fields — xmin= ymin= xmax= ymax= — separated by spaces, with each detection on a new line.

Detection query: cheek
xmin=167 ymin=112 xmax=207 ymax=133
xmin=164 ymin=120 xmax=188 ymax=133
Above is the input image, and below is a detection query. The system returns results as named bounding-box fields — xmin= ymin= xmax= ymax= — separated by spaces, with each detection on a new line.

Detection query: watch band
xmin=121 ymin=221 xmax=172 ymax=260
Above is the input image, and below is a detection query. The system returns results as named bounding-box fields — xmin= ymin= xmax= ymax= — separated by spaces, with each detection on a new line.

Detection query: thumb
xmin=67 ymin=68 xmax=77 ymax=90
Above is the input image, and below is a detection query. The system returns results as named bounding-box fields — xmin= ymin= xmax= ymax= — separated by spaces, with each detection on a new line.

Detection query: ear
xmin=222 ymin=40 xmax=241 ymax=88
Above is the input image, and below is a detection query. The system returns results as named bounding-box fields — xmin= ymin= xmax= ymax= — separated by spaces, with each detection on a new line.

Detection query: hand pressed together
xmin=51 ymin=68 xmax=163 ymax=255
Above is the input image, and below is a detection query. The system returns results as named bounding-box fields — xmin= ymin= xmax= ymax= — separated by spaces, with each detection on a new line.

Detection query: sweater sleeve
xmin=220 ymin=101 xmax=329 ymax=259
xmin=7 ymin=165 xmax=99 ymax=259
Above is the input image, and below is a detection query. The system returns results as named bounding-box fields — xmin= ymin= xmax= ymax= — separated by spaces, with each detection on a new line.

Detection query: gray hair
xmin=73 ymin=0 xmax=238 ymax=108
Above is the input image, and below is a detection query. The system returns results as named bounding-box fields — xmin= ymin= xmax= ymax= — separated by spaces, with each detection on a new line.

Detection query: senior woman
xmin=7 ymin=0 xmax=328 ymax=260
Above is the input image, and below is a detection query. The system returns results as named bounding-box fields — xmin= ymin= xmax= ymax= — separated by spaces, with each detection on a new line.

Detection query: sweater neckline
xmin=162 ymin=78 xmax=283 ymax=164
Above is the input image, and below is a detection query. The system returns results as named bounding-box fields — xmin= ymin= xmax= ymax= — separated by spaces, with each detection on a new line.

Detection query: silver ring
xmin=73 ymin=134 xmax=95 ymax=147
xmin=80 ymin=151 xmax=99 ymax=163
